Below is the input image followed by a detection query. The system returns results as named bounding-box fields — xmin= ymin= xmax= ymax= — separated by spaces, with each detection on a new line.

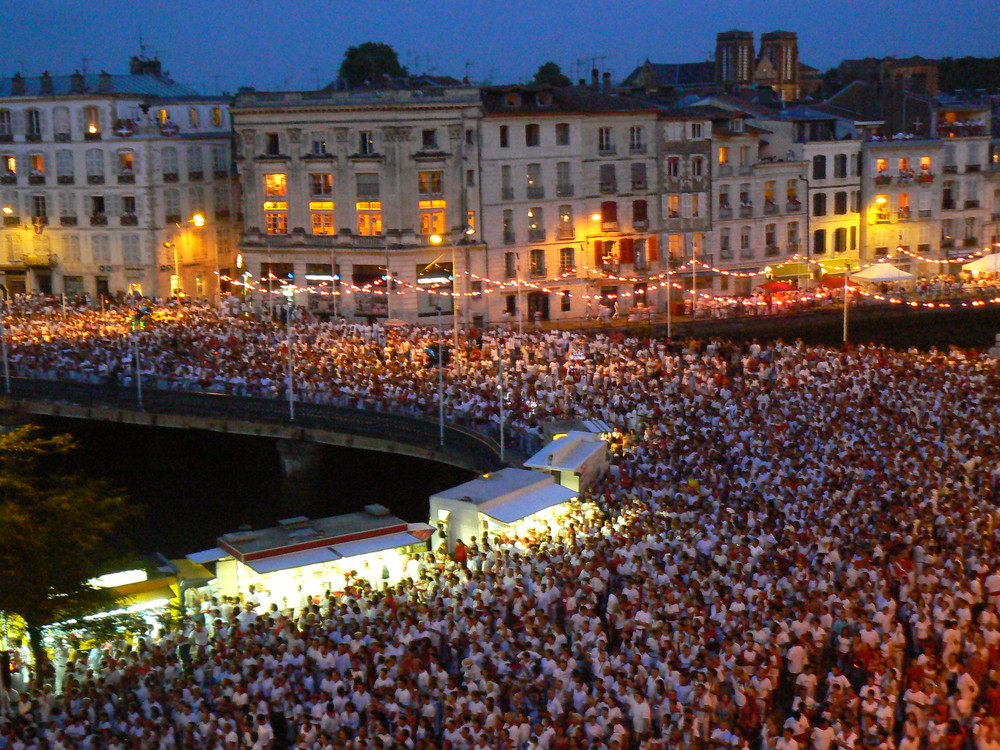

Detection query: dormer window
xmin=731 ymin=118 xmax=744 ymax=133
xmin=537 ymin=91 xmax=553 ymax=106
xmin=505 ymin=92 xmax=521 ymax=107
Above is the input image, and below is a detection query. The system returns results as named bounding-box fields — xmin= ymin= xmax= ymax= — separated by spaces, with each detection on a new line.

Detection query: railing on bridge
xmin=1 ymin=376 xmax=540 ymax=472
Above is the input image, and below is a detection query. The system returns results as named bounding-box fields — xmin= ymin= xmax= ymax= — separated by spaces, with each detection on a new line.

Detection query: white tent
xmin=962 ymin=253 xmax=1000 ymax=273
xmin=852 ymin=262 xmax=915 ymax=282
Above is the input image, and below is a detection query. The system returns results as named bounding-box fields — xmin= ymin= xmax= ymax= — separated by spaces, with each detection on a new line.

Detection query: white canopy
xmin=331 ymin=531 xmax=423 ymax=559
xmin=851 ymin=262 xmax=914 ymax=282
xmin=243 ymin=547 xmax=342 ymax=575
xmin=963 ymin=253 xmax=1000 ymax=273
xmin=480 ymin=483 xmax=577 ymax=525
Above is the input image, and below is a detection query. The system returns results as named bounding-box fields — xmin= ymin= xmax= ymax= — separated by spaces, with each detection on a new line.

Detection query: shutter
xmin=647 ymin=235 xmax=659 ymax=262
xmin=594 ymin=240 xmax=603 ymax=266
xmin=633 ymin=199 xmax=647 ymax=222
xmin=601 ymin=200 xmax=617 ymax=222
xmin=619 ymin=237 xmax=635 ymax=264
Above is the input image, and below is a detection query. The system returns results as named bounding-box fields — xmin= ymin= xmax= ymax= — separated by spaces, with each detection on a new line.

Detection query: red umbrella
xmin=818 ymin=275 xmax=860 ymax=290
xmin=758 ymin=280 xmax=795 ymax=293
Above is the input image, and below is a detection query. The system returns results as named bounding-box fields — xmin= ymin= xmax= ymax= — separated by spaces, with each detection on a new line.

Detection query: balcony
xmin=874 ymin=173 xmax=892 ymax=185
xmin=966 ymin=164 xmax=981 ymax=173
xmin=28 ymin=173 xmax=45 ymax=185
xmin=916 ymin=173 xmax=934 ymax=185
xmin=964 ymin=236 xmax=978 ymax=247
xmin=3 ymin=215 xmax=20 ymax=226
xmin=501 ymin=187 xmax=514 ymax=201
xmin=87 ymin=174 xmax=105 ymax=185
xmin=503 ymin=231 xmax=516 ymax=244
xmin=875 ymin=212 xmax=891 ymax=224
xmin=786 ymin=200 xmax=802 ymax=212
xmin=526 ymin=185 xmax=545 ymax=199
xmin=353 ymin=236 xmax=385 ymax=248
xmin=163 ymin=172 xmax=179 ymax=183
xmin=943 ymin=165 xmax=958 ymax=174
xmin=919 ymin=209 xmax=933 ymax=218
xmin=739 ymin=205 xmax=753 ymax=218
xmin=57 ymin=175 xmax=74 ymax=185
xmin=719 ymin=206 xmax=733 ymax=219
xmin=942 ymin=199 xmax=956 ymax=210
xmin=165 ymin=214 xmax=181 ymax=224
xmin=764 ymin=245 xmax=780 ymax=257
xmin=897 ymin=208 xmax=911 ymax=221
xmin=964 ymin=200 xmax=980 ymax=209
xmin=84 ymin=131 xmax=102 ymax=142
xmin=556 ymin=183 xmax=574 ymax=198
xmin=763 ymin=201 xmax=778 ymax=216
xmin=941 ymin=237 xmax=955 ymax=249
xmin=0 ymin=172 xmax=16 ymax=185
xmin=23 ymin=252 xmax=52 ymax=267
xmin=54 ymin=132 xmax=70 ymax=143
xmin=601 ymin=220 xmax=619 ymax=232
xmin=527 ymin=229 xmax=545 ymax=242
xmin=633 ymin=219 xmax=649 ymax=231
xmin=117 ymin=171 xmax=135 ymax=184
xmin=120 ymin=214 xmax=138 ymax=226
xmin=60 ymin=215 xmax=77 ymax=226
xmin=25 ymin=133 xmax=42 ymax=143
xmin=719 ymin=165 xmax=733 ymax=176
xmin=89 ymin=213 xmax=108 ymax=226
xmin=632 ymin=180 xmax=647 ymax=191
xmin=599 ymin=181 xmax=617 ymax=194
xmin=213 ymin=169 xmax=229 ymax=180
xmin=597 ymin=147 xmax=616 ymax=156
xmin=558 ymin=264 xmax=576 ymax=276
xmin=556 ymin=229 xmax=575 ymax=241
xmin=188 ymin=171 xmax=204 ymax=182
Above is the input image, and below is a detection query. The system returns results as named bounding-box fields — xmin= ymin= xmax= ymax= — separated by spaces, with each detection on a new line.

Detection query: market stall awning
xmin=244 ymin=547 xmax=342 ymax=575
xmin=188 ymin=547 xmax=228 ymax=564
xmin=771 ymin=262 xmax=812 ymax=279
xmin=481 ymin=483 xmax=578 ymax=525
xmin=816 ymin=258 xmax=855 ymax=276
xmin=331 ymin=531 xmax=423 ymax=559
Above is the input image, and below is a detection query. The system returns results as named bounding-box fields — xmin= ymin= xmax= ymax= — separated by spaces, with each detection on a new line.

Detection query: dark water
xmin=33 ymin=417 xmax=474 ymax=559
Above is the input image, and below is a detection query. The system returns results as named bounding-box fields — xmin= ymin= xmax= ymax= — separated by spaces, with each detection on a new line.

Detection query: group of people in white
xmin=1 ymin=293 xmax=999 ymax=750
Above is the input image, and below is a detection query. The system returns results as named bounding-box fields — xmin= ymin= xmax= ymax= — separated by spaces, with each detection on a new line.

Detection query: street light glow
xmin=429 ymin=234 xmax=442 ymax=245
xmin=192 ymin=213 xmax=206 ymax=227
xmin=1 ymin=206 xmax=12 ymax=215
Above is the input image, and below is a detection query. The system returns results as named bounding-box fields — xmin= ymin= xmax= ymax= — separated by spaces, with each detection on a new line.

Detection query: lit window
xmin=310 ymin=201 xmax=335 ymax=235
xmin=211 ymin=108 xmax=222 ymax=127
xmin=359 ymin=131 xmax=375 ymax=155
xmin=118 ymin=152 xmax=134 ymax=171
xmin=357 ymin=201 xmax=383 ymax=235
xmin=466 ymin=210 xmax=475 ymax=232
xmin=264 ymin=173 xmax=287 ymax=196
xmin=189 ymin=108 xmax=199 ymax=127
xmin=719 ymin=146 xmax=729 ymax=165
xmin=157 ymin=109 xmax=168 ymax=125
xmin=920 ymin=156 xmax=932 ymax=172
xmin=265 ymin=207 xmax=287 ymax=234
xmin=85 ymin=106 xmax=100 ymax=134
xmin=30 ymin=154 xmax=44 ymax=174
xmin=418 ymin=199 xmax=446 ymax=235
xmin=418 ymin=171 xmax=443 ymax=195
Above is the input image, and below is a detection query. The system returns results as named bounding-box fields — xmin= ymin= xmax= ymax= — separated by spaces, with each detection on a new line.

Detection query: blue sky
xmin=7 ymin=0 xmax=998 ymax=93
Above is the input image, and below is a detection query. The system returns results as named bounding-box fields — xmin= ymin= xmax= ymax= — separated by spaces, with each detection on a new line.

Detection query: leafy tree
xmin=338 ymin=42 xmax=408 ymax=89
xmin=533 ymin=61 xmax=572 ymax=87
xmin=0 ymin=425 xmax=137 ymax=680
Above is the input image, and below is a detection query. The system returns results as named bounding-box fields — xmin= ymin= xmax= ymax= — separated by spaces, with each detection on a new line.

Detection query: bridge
xmin=0 ymin=377 xmax=512 ymax=475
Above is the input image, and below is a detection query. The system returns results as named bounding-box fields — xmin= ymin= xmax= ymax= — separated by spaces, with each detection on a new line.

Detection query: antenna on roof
xmin=138 ymin=27 xmax=147 ymax=57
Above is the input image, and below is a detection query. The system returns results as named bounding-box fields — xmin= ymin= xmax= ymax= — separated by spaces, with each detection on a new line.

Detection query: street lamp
xmin=1 ymin=206 xmax=13 ymax=215
xmin=429 ymin=228 xmax=474 ymax=350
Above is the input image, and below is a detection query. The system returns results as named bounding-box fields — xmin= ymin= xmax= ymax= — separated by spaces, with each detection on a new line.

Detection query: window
xmin=26 ymin=109 xmax=41 ymax=138
xmin=264 ymin=173 xmax=287 ymax=196
xmin=466 ymin=169 xmax=475 ymax=187
xmin=599 ymin=164 xmax=616 ymax=193
xmin=666 ymin=157 xmax=680 ymax=178
xmin=356 ymin=201 xmax=382 ymax=235
xmin=739 ymin=184 xmax=751 ymax=207
xmin=875 ymin=194 xmax=890 ymax=221
xmin=558 ymin=205 xmax=574 ymax=239
xmin=561 ymin=289 xmax=571 ymax=312
xmin=786 ymin=179 xmax=799 ymax=203
xmin=529 ymin=248 xmax=546 ymax=276
xmin=719 ymin=146 xmax=729 ymax=165
xmin=629 ymin=126 xmax=644 ymax=151
xmin=308 ymin=132 xmax=328 ymax=156
xmin=501 ymin=165 xmax=513 ymax=199
xmin=212 ymin=107 xmax=223 ymax=127
xmin=121 ymin=195 xmax=136 ymax=215
xmin=740 ymin=226 xmax=752 ymax=258
xmin=189 ymin=107 xmax=200 ymax=128
xmin=559 ymin=247 xmax=575 ymax=274
xmin=310 ymin=201 xmax=336 ymax=235
xmin=358 ymin=131 xmax=375 ymax=155
xmin=62 ymin=234 xmax=80 ymax=262
xmin=504 ymin=251 xmax=517 ymax=279
xmin=122 ymin=234 xmax=141 ymax=265
xmin=467 ymin=210 xmax=475 ymax=232
xmin=738 ymin=146 xmax=750 ymax=166
xmin=812 ymin=154 xmax=827 ymax=180
xmin=765 ymin=223 xmax=776 ymax=250
xmin=418 ymin=199 xmax=446 ymax=235
xmin=719 ymin=186 xmax=730 ymax=209
xmin=117 ymin=151 xmax=134 ymax=173
xmin=850 ymin=226 xmax=857 ymax=250
xmin=31 ymin=195 xmax=47 ymax=219
xmin=212 ymin=146 xmax=228 ymax=173
xmin=310 ymin=173 xmax=333 ymax=196
xmin=834 ymin=154 xmax=848 ymax=179
xmin=163 ymin=189 xmax=180 ymax=220
xmin=187 ymin=146 xmax=203 ymax=176
xmin=265 ymin=208 xmax=288 ymax=235
xmin=92 ymin=235 xmax=111 ymax=263
xmin=0 ymin=110 xmax=11 ymax=137
xmin=465 ymin=128 xmax=474 ymax=145
xmin=161 ymin=147 xmax=178 ymax=178
xmin=691 ymin=156 xmax=704 ymax=177
xmin=834 ymin=227 xmax=847 ymax=253
xmin=421 ymin=129 xmax=438 ymax=149
xmin=527 ymin=207 xmax=544 ymax=241
xmin=691 ymin=123 xmax=703 ymax=139
xmin=56 ymin=149 xmax=73 ymax=179
xmin=525 ymin=163 xmax=542 ymax=197
xmin=265 ymin=133 xmax=280 ymax=155
xmin=667 ymin=195 xmax=680 ymax=218
xmin=503 ymin=209 xmax=515 ymax=244
xmin=920 ymin=156 xmax=932 ymax=173
xmin=601 ymin=200 xmax=618 ymax=224
xmin=813 ymin=192 xmax=827 ymax=216
xmin=525 ymin=124 xmax=540 ymax=147
xmin=499 ymin=125 xmax=509 ymax=148
xmin=86 ymin=149 xmax=104 ymax=179
xmin=59 ymin=191 xmax=75 ymax=219
xmin=813 ymin=229 xmax=826 ymax=254
xmin=631 ymin=162 xmax=647 ymax=190
xmin=356 ymin=172 xmax=380 ymax=200
xmin=53 ymin=107 xmax=70 ymax=137
xmin=598 ymin=127 xmax=613 ymax=153
xmin=633 ymin=199 xmax=647 ymax=227
xmin=157 ymin=109 xmax=169 ymax=125
xmin=30 ymin=154 xmax=45 ymax=174
xmin=720 ymin=229 xmax=732 ymax=259
xmin=834 ymin=191 xmax=848 ymax=214
xmin=787 ymin=222 xmax=800 ymax=249
xmin=417 ymin=170 xmax=443 ymax=196
xmin=556 ymin=123 xmax=570 ymax=145
xmin=556 ymin=161 xmax=572 ymax=196
xmin=764 ymin=181 xmax=775 ymax=206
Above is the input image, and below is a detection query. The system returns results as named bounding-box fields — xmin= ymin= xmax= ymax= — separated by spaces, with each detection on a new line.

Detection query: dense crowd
xmin=2 ymin=294 xmax=1000 ymax=750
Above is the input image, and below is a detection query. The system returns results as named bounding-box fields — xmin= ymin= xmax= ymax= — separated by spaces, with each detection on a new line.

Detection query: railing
xmin=501 ymin=187 xmax=514 ymax=200
xmin=556 ymin=184 xmax=574 ymax=198
xmin=526 ymin=186 xmax=545 ymax=199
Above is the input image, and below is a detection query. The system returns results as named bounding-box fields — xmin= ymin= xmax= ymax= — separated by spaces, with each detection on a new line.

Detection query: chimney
xmin=602 ymin=72 xmax=612 ymax=92
xmin=70 ymin=70 xmax=85 ymax=93
xmin=129 ymin=56 xmax=162 ymax=77
xmin=40 ymin=71 xmax=53 ymax=94
xmin=591 ymin=67 xmax=599 ymax=90
xmin=578 ymin=78 xmax=586 ymax=87
xmin=11 ymin=73 xmax=25 ymax=96
xmin=98 ymin=71 xmax=112 ymax=92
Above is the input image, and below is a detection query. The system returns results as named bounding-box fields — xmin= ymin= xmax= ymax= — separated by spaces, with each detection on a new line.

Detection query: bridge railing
xmin=2 ymin=375 xmax=529 ymax=472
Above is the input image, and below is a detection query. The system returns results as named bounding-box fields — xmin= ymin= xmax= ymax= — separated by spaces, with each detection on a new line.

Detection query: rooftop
xmin=0 ymin=69 xmax=209 ymax=101
xmin=431 ymin=468 xmax=553 ymax=506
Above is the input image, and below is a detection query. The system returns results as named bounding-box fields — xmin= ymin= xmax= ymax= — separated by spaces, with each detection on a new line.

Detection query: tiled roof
xmin=621 ymin=61 xmax=716 ymax=89
xmin=0 ymin=73 xmax=205 ymax=99
xmin=482 ymin=85 xmax=660 ymax=115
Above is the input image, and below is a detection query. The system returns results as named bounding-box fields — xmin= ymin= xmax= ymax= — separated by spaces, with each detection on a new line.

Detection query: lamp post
xmin=665 ymin=262 xmax=673 ymax=338
xmin=430 ymin=228 xmax=475 ymax=351
xmin=436 ymin=304 xmax=444 ymax=447
xmin=0 ymin=295 xmax=10 ymax=396
xmin=843 ymin=262 xmax=852 ymax=344
xmin=167 ymin=213 xmax=206 ymax=297
xmin=285 ymin=296 xmax=295 ymax=421
xmin=498 ymin=353 xmax=505 ymax=463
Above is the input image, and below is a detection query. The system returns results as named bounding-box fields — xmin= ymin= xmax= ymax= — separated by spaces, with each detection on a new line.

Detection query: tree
xmin=533 ymin=62 xmax=572 ymax=87
xmin=0 ymin=425 xmax=137 ymax=680
xmin=338 ymin=42 xmax=408 ymax=89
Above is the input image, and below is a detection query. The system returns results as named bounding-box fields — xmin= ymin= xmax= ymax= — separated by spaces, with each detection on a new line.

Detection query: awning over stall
xmin=481 ymin=483 xmax=578 ymax=525
xmin=331 ymin=531 xmax=424 ymax=559
xmin=188 ymin=547 xmax=228 ymax=564
xmin=244 ymin=547 xmax=342 ymax=575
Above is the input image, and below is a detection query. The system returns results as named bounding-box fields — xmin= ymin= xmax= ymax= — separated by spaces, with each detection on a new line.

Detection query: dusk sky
xmin=8 ymin=0 xmax=999 ymax=94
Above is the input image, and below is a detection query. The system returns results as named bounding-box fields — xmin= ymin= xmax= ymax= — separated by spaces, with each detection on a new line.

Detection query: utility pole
xmin=437 ymin=305 xmax=444 ymax=446
xmin=287 ymin=301 xmax=295 ymax=421
xmin=0 ymin=297 xmax=10 ymax=395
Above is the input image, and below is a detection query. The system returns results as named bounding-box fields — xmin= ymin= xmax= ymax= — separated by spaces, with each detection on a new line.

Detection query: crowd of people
xmin=1 ymin=293 xmax=1000 ymax=750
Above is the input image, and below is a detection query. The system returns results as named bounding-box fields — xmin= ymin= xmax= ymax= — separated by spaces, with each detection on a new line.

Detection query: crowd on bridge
xmin=2 ymin=293 xmax=1000 ymax=750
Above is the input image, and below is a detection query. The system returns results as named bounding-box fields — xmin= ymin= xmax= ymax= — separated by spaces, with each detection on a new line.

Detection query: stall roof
xmin=188 ymin=547 xmax=227 ymax=564
xmin=480 ymin=483 xmax=578 ymax=525
xmin=523 ymin=432 xmax=606 ymax=473
xmin=431 ymin=468 xmax=553 ymax=506
xmin=331 ymin=530 xmax=425 ymax=559
xmin=244 ymin=547 xmax=342 ymax=575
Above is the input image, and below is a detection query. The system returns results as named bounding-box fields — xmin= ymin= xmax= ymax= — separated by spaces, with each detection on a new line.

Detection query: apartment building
xmin=232 ymin=85 xmax=481 ymax=321
xmin=0 ymin=57 xmax=237 ymax=299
